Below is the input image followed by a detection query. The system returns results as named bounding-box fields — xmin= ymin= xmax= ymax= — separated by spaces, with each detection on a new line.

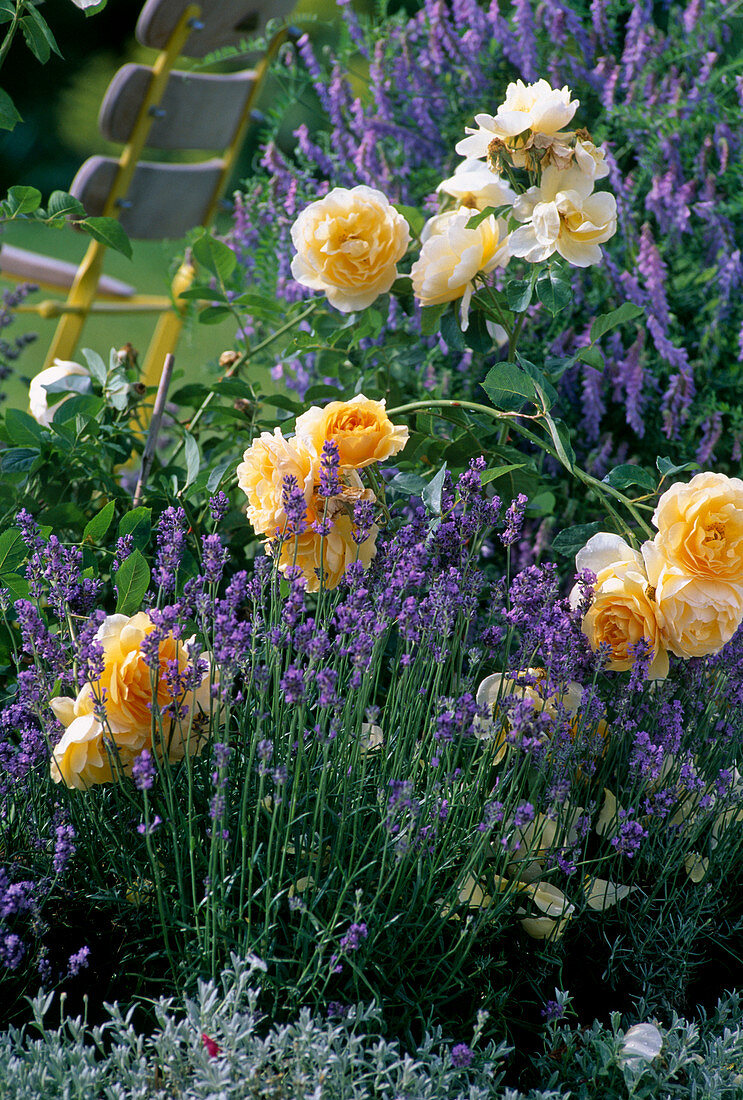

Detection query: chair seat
xmin=0 ymin=244 xmax=135 ymax=297
xmin=136 ymin=0 xmax=295 ymax=57
xmin=70 ymin=156 xmax=225 ymax=240
xmin=99 ymin=65 xmax=256 ymax=150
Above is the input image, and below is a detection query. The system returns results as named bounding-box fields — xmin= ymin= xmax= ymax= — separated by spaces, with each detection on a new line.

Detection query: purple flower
xmin=451 ymin=1042 xmax=474 ymax=1068
xmin=132 ymin=749 xmax=155 ymax=791
xmin=281 ymin=475 xmax=309 ymax=535
xmin=500 ymin=494 xmax=529 ymax=547
xmin=67 ymin=946 xmax=90 ymax=977
xmin=208 ymin=491 xmax=229 ymax=523
xmin=153 ymin=506 xmax=188 ymax=593
xmin=318 ymin=440 xmax=341 ymax=498
xmin=541 ymin=999 xmax=565 ymax=1022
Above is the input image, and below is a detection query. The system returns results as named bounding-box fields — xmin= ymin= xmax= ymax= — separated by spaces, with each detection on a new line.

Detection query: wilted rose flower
xmin=572 ymin=533 xmax=668 ymax=679
xmin=294 ymin=394 xmax=408 ymax=469
xmin=510 ymin=166 xmax=617 ymax=266
xmin=411 ymin=209 xmax=509 ymax=328
xmin=437 ymin=158 xmax=516 ymax=212
xmin=50 ymin=612 xmax=213 ymax=787
xmin=237 ymin=428 xmax=318 ymax=537
xmin=290 ymin=185 xmax=410 ymax=312
xmin=29 ymin=359 xmax=91 ymax=426
xmin=642 ymin=541 xmax=743 ymax=658
xmin=649 ymin=471 xmax=743 ymax=584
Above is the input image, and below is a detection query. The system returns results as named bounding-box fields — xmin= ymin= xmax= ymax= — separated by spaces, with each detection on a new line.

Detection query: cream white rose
xmin=290 ymin=185 xmax=410 ymax=312
xmin=437 ymin=158 xmax=516 ymax=212
xmin=650 ymin=471 xmax=743 ymax=584
xmin=456 ymin=79 xmax=579 ymax=162
xmin=572 ymin=533 xmax=668 ymax=679
xmin=642 ymin=541 xmax=743 ymax=658
xmin=29 ymin=359 xmax=91 ymax=427
xmin=510 ymin=166 xmax=616 ymax=266
xmin=574 ymin=138 xmax=610 ymax=180
xmin=411 ymin=209 xmax=509 ymax=328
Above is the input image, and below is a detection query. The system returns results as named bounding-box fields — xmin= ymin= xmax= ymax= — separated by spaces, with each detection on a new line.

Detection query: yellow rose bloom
xmin=572 ymin=533 xmax=668 ymax=679
xmin=410 ymin=208 xmax=510 ymax=328
xmin=650 ymin=471 xmax=743 ymax=584
xmin=294 ymin=393 xmax=408 ymax=469
xmin=642 ymin=541 xmax=743 ymax=658
xmin=50 ymin=713 xmax=142 ymax=789
xmin=290 ymin=185 xmax=410 ymax=313
xmin=275 ymin=513 xmax=378 ymax=592
xmin=236 ymin=428 xmax=319 ymax=537
xmin=50 ymin=612 xmax=213 ymax=786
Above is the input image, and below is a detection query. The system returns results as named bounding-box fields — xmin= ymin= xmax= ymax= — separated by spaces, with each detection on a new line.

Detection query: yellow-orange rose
xmin=572 ymin=533 xmax=668 ymax=679
xmin=290 ymin=185 xmax=410 ymax=312
xmin=294 ymin=394 xmax=408 ymax=469
xmin=50 ymin=612 xmax=213 ymax=786
xmin=650 ymin=471 xmax=743 ymax=584
xmin=275 ymin=512 xmax=378 ymax=592
xmin=642 ymin=541 xmax=743 ymax=658
xmin=50 ymin=713 xmax=141 ymax=789
xmin=237 ymin=428 xmax=319 ymax=536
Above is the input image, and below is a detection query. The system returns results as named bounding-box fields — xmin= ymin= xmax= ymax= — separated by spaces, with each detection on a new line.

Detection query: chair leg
xmin=140 ymin=257 xmax=196 ymax=394
xmin=42 ymin=239 xmax=105 ymax=369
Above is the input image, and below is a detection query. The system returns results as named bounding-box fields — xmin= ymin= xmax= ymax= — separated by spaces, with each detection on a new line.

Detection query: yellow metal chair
xmin=2 ymin=0 xmax=295 ymax=391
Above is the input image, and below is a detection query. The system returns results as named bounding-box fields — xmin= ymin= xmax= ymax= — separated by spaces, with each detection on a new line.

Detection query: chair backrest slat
xmin=70 ymin=156 xmax=225 ymax=240
xmin=136 ymin=0 xmax=294 ymax=58
xmin=99 ymin=65 xmax=257 ymax=149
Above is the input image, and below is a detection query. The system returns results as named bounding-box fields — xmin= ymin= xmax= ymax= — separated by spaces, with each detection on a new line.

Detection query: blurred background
xmin=0 ymin=0 xmax=419 ymax=405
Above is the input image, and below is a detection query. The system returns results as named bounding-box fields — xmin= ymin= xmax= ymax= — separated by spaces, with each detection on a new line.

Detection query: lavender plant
xmin=0 ymin=444 xmax=741 ymax=1037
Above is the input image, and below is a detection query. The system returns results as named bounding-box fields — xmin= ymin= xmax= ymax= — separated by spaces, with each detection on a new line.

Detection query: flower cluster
xmin=289 ymin=78 xmax=616 ymax=330
xmin=573 ymin=472 xmax=743 ymax=675
xmin=49 ymin=612 xmax=213 ymax=789
xmin=236 ymin=395 xmax=408 ymax=590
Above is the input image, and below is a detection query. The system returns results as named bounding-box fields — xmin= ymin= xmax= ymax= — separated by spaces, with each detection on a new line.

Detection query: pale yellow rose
xmin=572 ymin=533 xmax=668 ymax=679
xmin=290 ymin=185 xmax=410 ymax=312
xmin=294 ymin=393 xmax=408 ymax=469
xmin=642 ymin=541 xmax=743 ymax=658
xmin=275 ymin=512 xmax=378 ymax=592
xmin=437 ymin=158 xmax=516 ymax=212
xmin=510 ymin=166 xmax=617 ymax=267
xmin=237 ymin=428 xmax=319 ymax=537
xmin=50 ymin=713 xmax=141 ymax=789
xmin=574 ymin=137 xmax=610 ymax=180
xmin=507 ymin=808 xmax=583 ymax=884
xmin=475 ymin=668 xmax=587 ymax=763
xmin=50 ymin=612 xmax=213 ymax=786
xmin=29 ymin=359 xmax=91 ymax=427
xmin=519 ymin=881 xmax=574 ymax=940
xmin=649 ymin=471 xmax=743 ymax=585
xmin=411 ymin=209 xmax=509 ymax=328
xmin=456 ymin=79 xmax=579 ymax=164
